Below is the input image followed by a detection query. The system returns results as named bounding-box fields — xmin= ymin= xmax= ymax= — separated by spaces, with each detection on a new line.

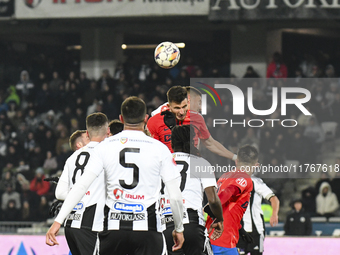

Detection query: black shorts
xmin=237 ymin=231 xmax=264 ymax=254
xmin=163 ymin=223 xmax=213 ymax=255
xmin=64 ymin=227 xmax=98 ymax=255
xmin=98 ymin=230 xmax=167 ymax=255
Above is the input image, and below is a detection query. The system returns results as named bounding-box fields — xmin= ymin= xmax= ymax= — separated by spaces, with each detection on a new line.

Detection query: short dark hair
xmin=69 ymin=130 xmax=86 ymax=151
xmin=171 ymin=125 xmax=200 ymax=156
xmin=121 ymin=96 xmax=146 ymax=124
xmin=109 ymin=119 xmax=124 ymax=135
xmin=86 ymin=112 xmax=109 ymax=132
xmin=186 ymin=86 xmax=202 ymax=97
xmin=237 ymin=145 xmax=258 ymax=165
xmin=167 ymin=86 xmax=187 ymax=104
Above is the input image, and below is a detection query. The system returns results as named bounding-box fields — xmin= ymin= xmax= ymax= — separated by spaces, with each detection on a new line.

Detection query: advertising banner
xmin=209 ymin=0 xmax=340 ymax=21
xmin=16 ymin=0 xmax=209 ymax=19
xmin=0 ymin=234 xmax=69 ymax=255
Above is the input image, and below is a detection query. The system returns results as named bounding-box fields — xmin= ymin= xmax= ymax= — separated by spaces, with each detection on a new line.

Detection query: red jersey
xmin=146 ymin=110 xmax=210 ymax=152
xmin=206 ymin=170 xmax=253 ymax=248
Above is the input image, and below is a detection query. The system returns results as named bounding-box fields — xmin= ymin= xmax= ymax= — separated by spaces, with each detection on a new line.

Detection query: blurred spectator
xmin=103 ymin=94 xmax=119 ymax=121
xmin=1 ymin=184 xmax=21 ymax=211
xmin=65 ymin=71 xmax=79 ymax=91
xmin=55 ymin=130 xmax=69 ymax=155
xmin=29 ymin=168 xmax=50 ymax=196
xmin=315 ymin=172 xmax=331 ymax=193
xmin=78 ymin=71 xmax=91 ymax=94
xmin=29 ymin=145 xmax=45 ymax=170
xmin=83 ymin=80 xmax=101 ymax=106
xmin=5 ymin=86 xmax=20 ymax=107
xmin=25 ymin=109 xmax=39 ymax=132
xmin=316 ymin=182 xmax=339 ymax=217
xmin=266 ymin=52 xmax=288 ymax=78
xmin=40 ymin=129 xmax=56 ymax=155
xmin=35 ymin=83 xmax=53 ymax=113
xmin=97 ymin=69 xmax=114 ymax=92
xmin=43 ymin=151 xmax=58 ymax=174
xmin=37 ymin=196 xmax=49 ymax=221
xmin=15 ymin=70 xmax=35 ymax=106
xmin=324 ymin=64 xmax=336 ymax=78
xmin=301 ymin=187 xmax=317 ymax=216
xmin=2 ymin=199 xmax=21 ymax=221
xmin=243 ymin=65 xmax=260 ymax=78
xmin=0 ymin=95 xmax=8 ymax=115
xmin=21 ymin=200 xmax=32 ymax=221
xmin=284 ymin=199 xmax=312 ymax=236
xmin=49 ymin=71 xmax=64 ymax=92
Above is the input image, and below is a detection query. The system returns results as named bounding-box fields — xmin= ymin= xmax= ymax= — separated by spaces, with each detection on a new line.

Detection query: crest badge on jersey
xmin=113 ymin=188 xmax=124 ymax=199
xmin=120 ymin=137 xmax=128 ymax=144
xmin=236 ymin=177 xmax=247 ymax=187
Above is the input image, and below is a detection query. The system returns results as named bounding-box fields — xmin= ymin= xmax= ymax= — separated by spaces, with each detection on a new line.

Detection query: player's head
xmin=171 ymin=125 xmax=200 ymax=156
xmin=166 ymin=86 xmax=188 ymax=121
xmin=120 ymin=96 xmax=148 ymax=128
xmin=186 ymin=86 xmax=202 ymax=113
xmin=86 ymin=112 xmax=109 ymax=141
xmin=69 ymin=130 xmax=89 ymax=151
xmin=109 ymin=119 xmax=124 ymax=136
xmin=236 ymin=145 xmax=259 ymax=175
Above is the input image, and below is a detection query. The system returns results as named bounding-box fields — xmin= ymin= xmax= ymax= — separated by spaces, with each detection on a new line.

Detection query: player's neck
xmin=123 ymin=123 xmax=145 ymax=132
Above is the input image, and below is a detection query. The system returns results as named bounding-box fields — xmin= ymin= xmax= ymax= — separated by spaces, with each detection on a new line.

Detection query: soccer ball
xmin=154 ymin=42 xmax=180 ymax=69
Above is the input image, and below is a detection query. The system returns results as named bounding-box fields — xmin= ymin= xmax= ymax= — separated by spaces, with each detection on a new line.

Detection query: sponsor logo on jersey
xmin=73 ymin=202 xmax=84 ymax=211
xmin=110 ymin=212 xmax=145 ymax=221
xmin=113 ymin=188 xmax=124 ymax=199
xmin=120 ymin=137 xmax=128 ymax=144
xmin=85 ymin=191 xmax=90 ymax=195
xmin=113 ymin=188 xmax=145 ymax=200
xmin=67 ymin=213 xmax=81 ymax=221
xmin=236 ymin=177 xmax=247 ymax=187
xmin=161 ymin=215 xmax=174 ymax=225
xmin=162 ymin=207 xmax=172 ymax=215
xmin=114 ymin=202 xmax=144 ymax=212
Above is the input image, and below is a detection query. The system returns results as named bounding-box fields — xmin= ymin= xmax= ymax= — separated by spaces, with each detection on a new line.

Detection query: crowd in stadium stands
xmin=0 ymin=51 xmax=340 ymax=221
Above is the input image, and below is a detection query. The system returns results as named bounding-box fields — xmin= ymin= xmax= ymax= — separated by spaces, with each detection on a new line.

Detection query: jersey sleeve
xmin=195 ymin=114 xmax=211 ymax=140
xmin=159 ymin=145 xmax=180 ymax=183
xmin=147 ymin=116 xmax=160 ymax=141
xmin=253 ymin=177 xmax=275 ymax=200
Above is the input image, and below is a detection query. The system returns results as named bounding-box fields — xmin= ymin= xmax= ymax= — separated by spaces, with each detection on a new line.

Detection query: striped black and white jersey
xmin=84 ymin=130 xmax=180 ymax=232
xmin=242 ymin=176 xmax=275 ymax=234
xmin=58 ymin=141 xmax=105 ymax=231
xmin=161 ymin=152 xmax=217 ymax=228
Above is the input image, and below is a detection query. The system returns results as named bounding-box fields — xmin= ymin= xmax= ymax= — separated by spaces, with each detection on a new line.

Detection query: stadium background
xmin=1 ymin=0 xmax=340 ymax=254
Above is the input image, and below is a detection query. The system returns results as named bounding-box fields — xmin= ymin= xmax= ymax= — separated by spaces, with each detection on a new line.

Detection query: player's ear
xmin=76 ymin=141 xmax=82 ymax=150
xmin=119 ymin=114 xmax=124 ymax=123
xmin=143 ymin=114 xmax=149 ymax=123
xmin=255 ymin=162 xmax=260 ymax=167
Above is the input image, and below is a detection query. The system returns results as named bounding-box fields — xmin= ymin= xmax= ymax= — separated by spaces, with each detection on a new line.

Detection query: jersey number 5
xmin=119 ymin=148 xmax=140 ymax=189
